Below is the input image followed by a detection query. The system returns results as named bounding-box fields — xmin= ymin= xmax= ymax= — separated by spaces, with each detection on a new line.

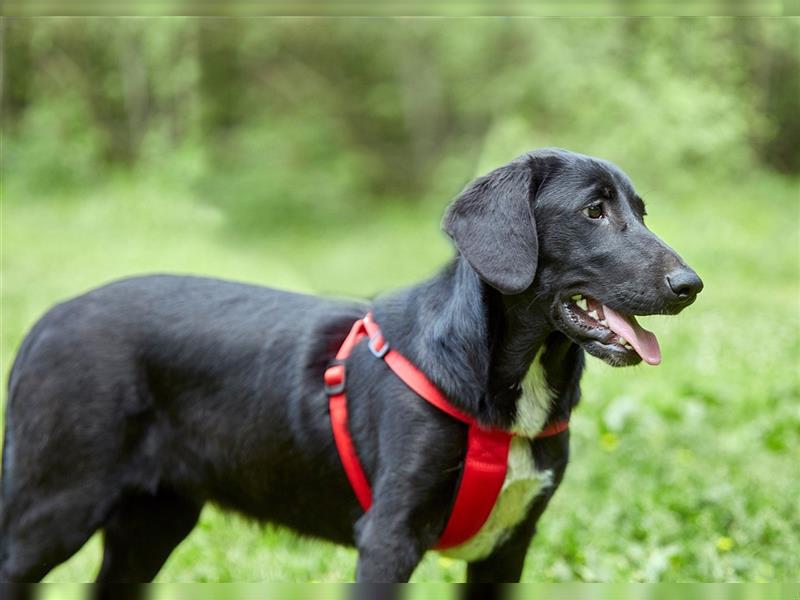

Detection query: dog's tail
xmin=0 ymin=359 xmax=28 ymax=574
xmin=0 ymin=427 xmax=8 ymax=570
xmin=0 ymin=366 xmax=20 ymax=569
xmin=0 ymin=322 xmax=41 ymax=554
xmin=1 ymin=315 xmax=56 ymax=580
xmin=0 ymin=390 xmax=13 ymax=571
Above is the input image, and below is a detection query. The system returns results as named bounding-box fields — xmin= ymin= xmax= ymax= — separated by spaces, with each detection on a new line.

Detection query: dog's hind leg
xmin=96 ymin=489 xmax=202 ymax=583
xmin=0 ymin=486 xmax=112 ymax=582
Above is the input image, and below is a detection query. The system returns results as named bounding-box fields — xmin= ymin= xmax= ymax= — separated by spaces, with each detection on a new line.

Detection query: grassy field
xmin=2 ymin=165 xmax=799 ymax=582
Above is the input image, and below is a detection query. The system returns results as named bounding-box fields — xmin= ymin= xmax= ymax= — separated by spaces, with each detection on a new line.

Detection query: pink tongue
xmin=602 ymin=305 xmax=662 ymax=365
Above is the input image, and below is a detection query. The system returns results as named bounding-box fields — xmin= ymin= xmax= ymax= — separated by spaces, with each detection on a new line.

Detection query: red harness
xmin=324 ymin=313 xmax=569 ymax=549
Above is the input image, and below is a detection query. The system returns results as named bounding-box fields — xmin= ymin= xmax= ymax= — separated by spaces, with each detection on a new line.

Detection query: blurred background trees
xmin=3 ymin=18 xmax=798 ymax=231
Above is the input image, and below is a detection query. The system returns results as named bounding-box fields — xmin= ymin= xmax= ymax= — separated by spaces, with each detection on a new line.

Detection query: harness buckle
xmin=324 ymin=360 xmax=347 ymax=395
xmin=368 ymin=334 xmax=389 ymax=358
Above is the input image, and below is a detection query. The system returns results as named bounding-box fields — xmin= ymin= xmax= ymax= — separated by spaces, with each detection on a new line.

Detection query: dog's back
xmin=0 ymin=274 xmax=365 ymax=581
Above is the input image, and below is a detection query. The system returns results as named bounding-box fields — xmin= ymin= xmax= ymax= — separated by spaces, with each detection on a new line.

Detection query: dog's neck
xmin=374 ymin=256 xmax=583 ymax=431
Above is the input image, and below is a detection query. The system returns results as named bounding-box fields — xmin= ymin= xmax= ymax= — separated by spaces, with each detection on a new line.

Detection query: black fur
xmin=0 ymin=148 xmax=701 ymax=583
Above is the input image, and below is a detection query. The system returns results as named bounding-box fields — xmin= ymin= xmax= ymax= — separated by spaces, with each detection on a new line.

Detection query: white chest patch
xmin=439 ymin=437 xmax=554 ymax=562
xmin=510 ymin=345 xmax=555 ymax=438
xmin=439 ymin=348 xmax=556 ymax=562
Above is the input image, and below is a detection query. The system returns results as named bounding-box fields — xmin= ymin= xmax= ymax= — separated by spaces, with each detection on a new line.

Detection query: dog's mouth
xmin=556 ymin=294 xmax=661 ymax=366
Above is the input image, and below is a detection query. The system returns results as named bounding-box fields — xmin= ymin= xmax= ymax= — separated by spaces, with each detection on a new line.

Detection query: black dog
xmin=0 ymin=148 xmax=702 ymax=583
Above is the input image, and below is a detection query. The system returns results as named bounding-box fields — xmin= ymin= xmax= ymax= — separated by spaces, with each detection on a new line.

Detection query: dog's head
xmin=443 ymin=148 xmax=703 ymax=367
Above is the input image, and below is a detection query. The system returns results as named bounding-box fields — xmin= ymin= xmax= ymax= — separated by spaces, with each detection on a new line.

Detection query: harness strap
xmin=326 ymin=319 xmax=374 ymax=509
xmin=325 ymin=313 xmax=569 ymax=549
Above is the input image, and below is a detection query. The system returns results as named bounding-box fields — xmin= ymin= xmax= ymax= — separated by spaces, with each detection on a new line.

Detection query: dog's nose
xmin=666 ymin=267 xmax=703 ymax=302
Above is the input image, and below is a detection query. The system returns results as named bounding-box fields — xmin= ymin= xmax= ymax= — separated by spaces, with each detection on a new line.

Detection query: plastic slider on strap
xmin=324 ymin=360 xmax=347 ymax=395
xmin=368 ymin=333 xmax=389 ymax=358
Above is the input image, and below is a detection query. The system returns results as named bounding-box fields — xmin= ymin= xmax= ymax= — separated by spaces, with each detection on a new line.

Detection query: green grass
xmin=2 ymin=168 xmax=798 ymax=582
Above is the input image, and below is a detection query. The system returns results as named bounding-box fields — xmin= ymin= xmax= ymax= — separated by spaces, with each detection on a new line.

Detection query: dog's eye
xmin=583 ymin=203 xmax=605 ymax=219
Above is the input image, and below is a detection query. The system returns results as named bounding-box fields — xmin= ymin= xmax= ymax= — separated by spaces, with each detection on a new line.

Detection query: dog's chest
xmin=440 ymin=352 xmax=555 ymax=562
xmin=439 ymin=437 xmax=553 ymax=561
xmin=510 ymin=346 xmax=554 ymax=437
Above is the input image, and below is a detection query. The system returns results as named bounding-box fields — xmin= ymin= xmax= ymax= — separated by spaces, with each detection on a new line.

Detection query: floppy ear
xmin=442 ymin=159 xmax=538 ymax=295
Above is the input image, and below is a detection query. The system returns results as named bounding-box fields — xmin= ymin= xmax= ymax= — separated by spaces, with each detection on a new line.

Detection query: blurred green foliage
xmin=1 ymin=17 xmax=799 ymax=582
xmin=4 ymin=18 xmax=799 ymax=222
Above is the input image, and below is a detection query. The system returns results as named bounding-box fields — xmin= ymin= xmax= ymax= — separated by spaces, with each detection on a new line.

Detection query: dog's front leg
xmin=354 ymin=501 xmax=432 ymax=582
xmin=466 ymin=455 xmax=568 ymax=583
xmin=465 ymin=506 xmax=538 ymax=583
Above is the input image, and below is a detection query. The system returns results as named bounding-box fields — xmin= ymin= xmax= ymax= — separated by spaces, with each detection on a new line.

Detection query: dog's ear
xmin=442 ymin=159 xmax=539 ymax=295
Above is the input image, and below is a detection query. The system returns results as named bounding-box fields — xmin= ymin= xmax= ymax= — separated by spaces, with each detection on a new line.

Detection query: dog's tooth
xmin=571 ymin=294 xmax=581 ymax=301
xmin=624 ymin=343 xmax=633 ymax=350
xmin=599 ymin=319 xmax=609 ymax=327
xmin=588 ymin=310 xmax=599 ymax=320
xmin=576 ymin=298 xmax=588 ymax=311
xmin=618 ymin=336 xmax=628 ymax=345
